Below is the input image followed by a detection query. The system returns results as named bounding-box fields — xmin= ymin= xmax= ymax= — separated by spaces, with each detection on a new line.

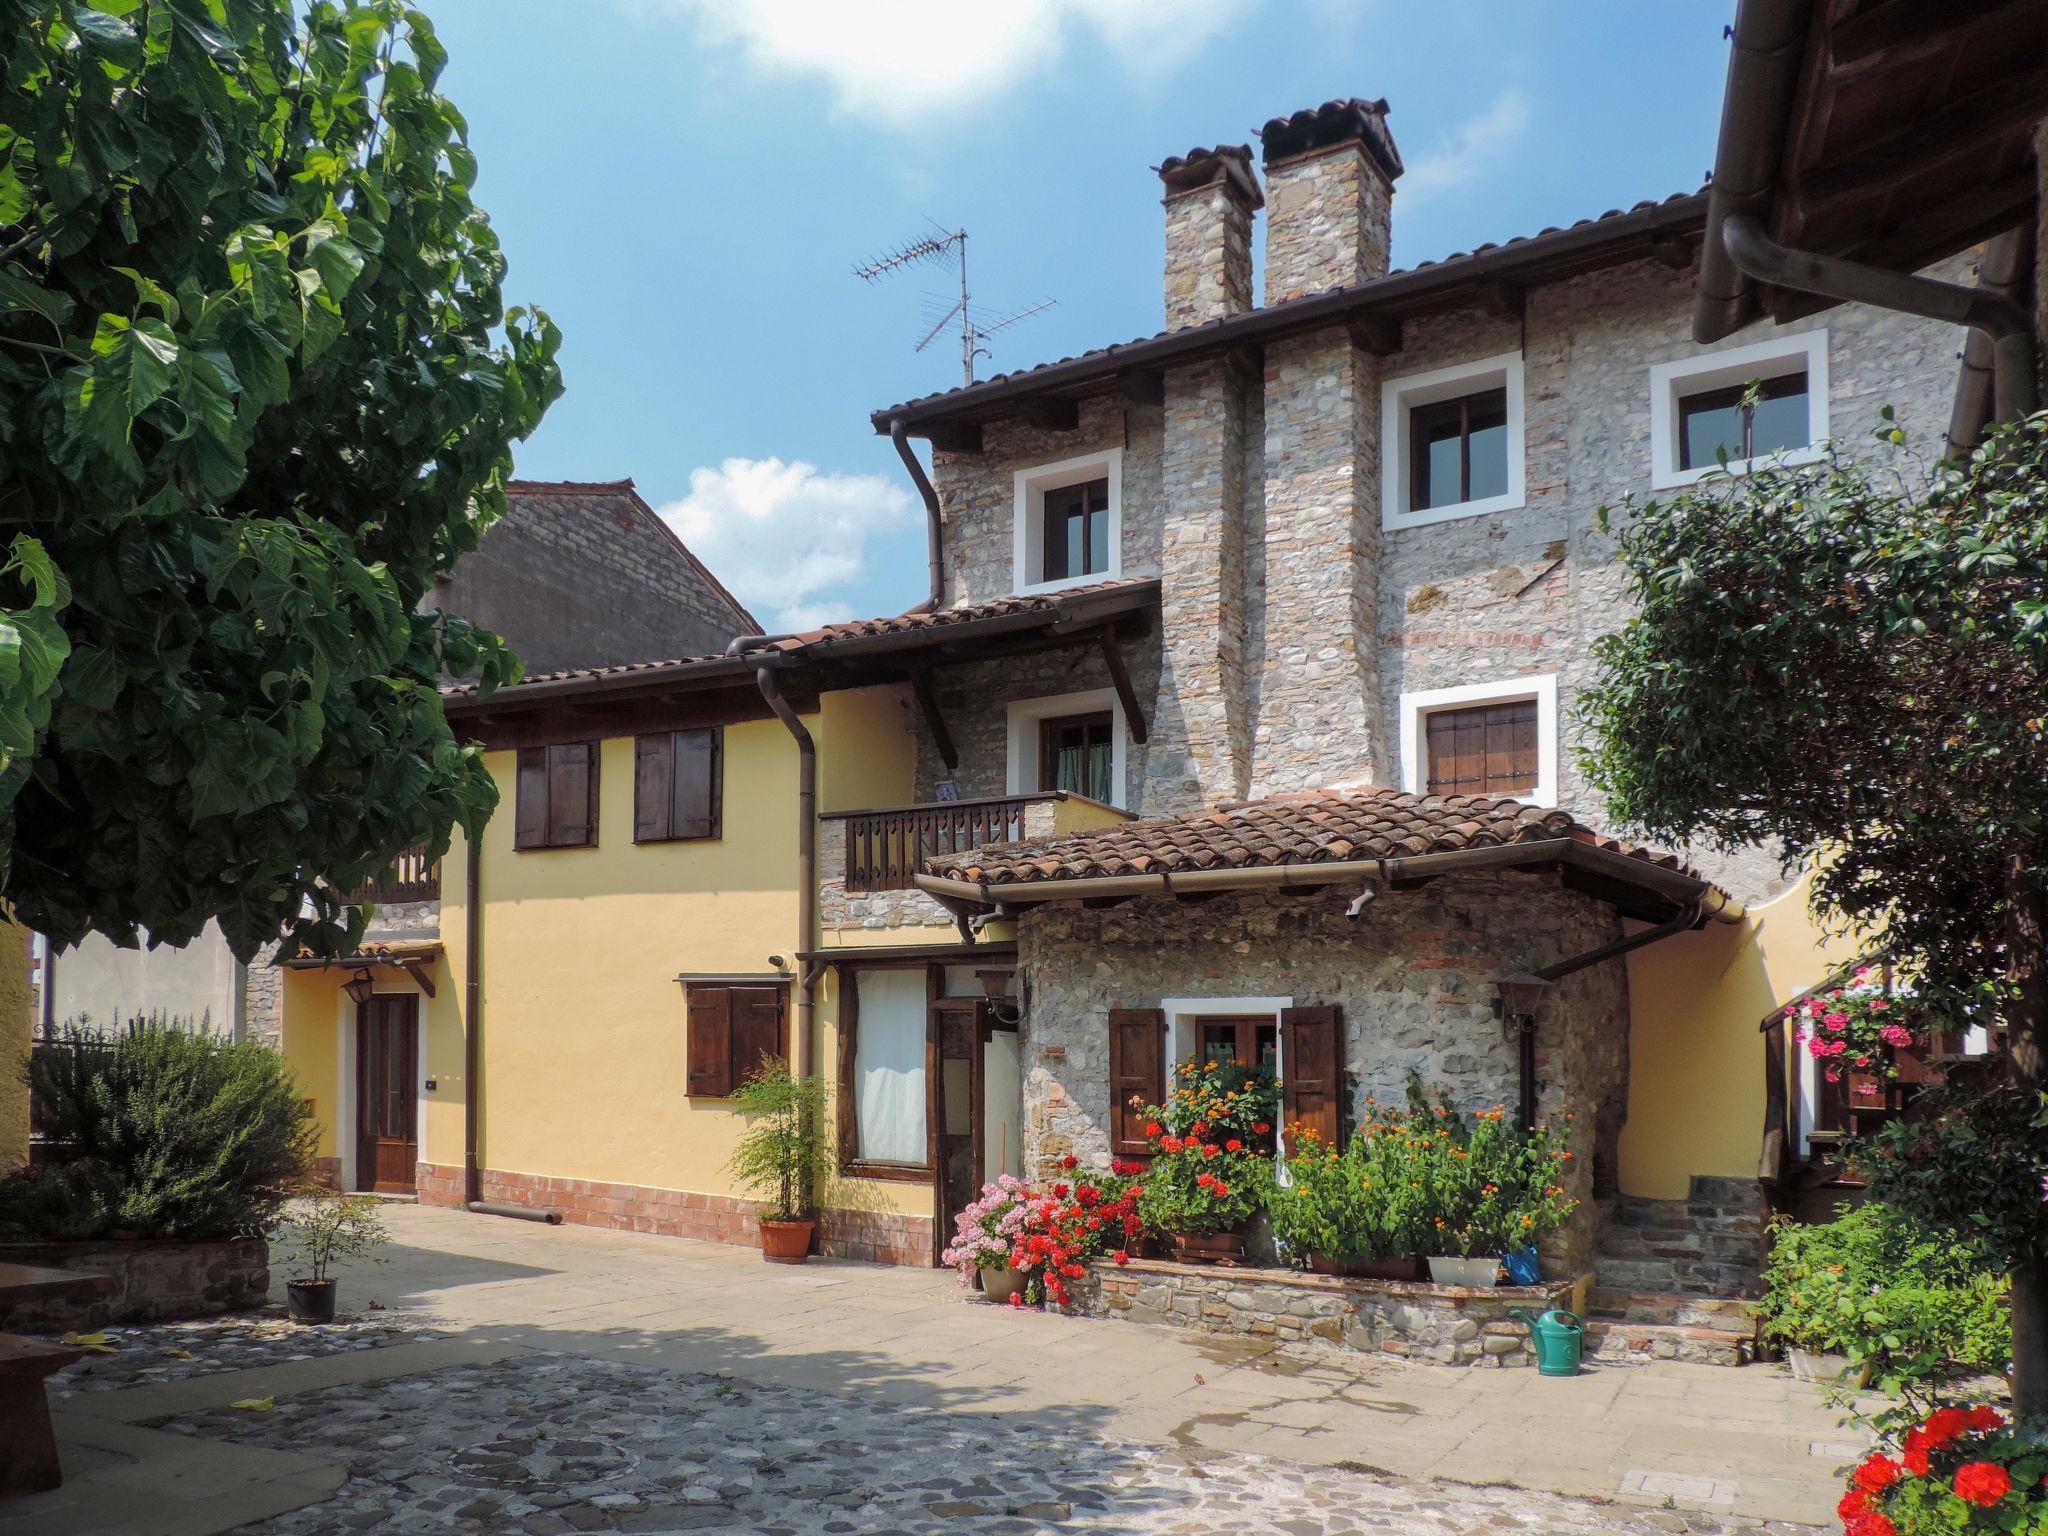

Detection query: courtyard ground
xmin=3 ymin=1203 xmax=1859 ymax=1535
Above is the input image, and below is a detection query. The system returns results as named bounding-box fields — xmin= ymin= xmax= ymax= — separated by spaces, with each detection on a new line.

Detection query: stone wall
xmin=1162 ymin=169 xmax=1255 ymax=331
xmin=1070 ymin=1258 xmax=1578 ymax=1368
xmin=0 ymin=1237 xmax=269 ymax=1329
xmin=1018 ymin=877 xmax=1628 ymax=1275
xmin=1261 ymin=142 xmax=1392 ymax=305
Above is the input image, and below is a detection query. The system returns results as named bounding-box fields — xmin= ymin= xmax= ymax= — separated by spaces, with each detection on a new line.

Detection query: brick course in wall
xmin=415 ymin=1163 xmax=933 ymax=1266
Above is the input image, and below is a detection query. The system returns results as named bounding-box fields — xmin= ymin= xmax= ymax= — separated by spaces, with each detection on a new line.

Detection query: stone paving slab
xmin=168 ymin=1352 xmax=1819 ymax=1536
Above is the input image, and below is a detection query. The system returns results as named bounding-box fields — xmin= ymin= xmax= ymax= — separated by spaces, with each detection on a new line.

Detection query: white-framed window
xmin=1649 ymin=330 xmax=1829 ymax=490
xmin=1159 ymin=995 xmax=1292 ymax=1158
xmin=1013 ymin=447 xmax=1122 ymax=594
xmin=1399 ymin=674 xmax=1559 ymax=808
xmin=1005 ymin=688 xmax=1128 ymax=807
xmin=1380 ymin=351 xmax=1526 ymax=530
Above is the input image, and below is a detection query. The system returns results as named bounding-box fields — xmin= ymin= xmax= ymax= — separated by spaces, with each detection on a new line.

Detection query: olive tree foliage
xmin=0 ymin=0 xmax=560 ymax=960
xmin=1580 ymin=411 xmax=2048 ymax=1020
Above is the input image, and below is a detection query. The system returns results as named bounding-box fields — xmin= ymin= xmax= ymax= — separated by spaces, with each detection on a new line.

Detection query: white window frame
xmin=1399 ymin=673 xmax=1559 ymax=808
xmin=1380 ymin=350 xmax=1526 ymax=530
xmin=1012 ymin=447 xmax=1122 ymax=594
xmin=1649 ymin=329 xmax=1829 ymax=490
xmin=1005 ymin=687 xmax=1128 ymax=808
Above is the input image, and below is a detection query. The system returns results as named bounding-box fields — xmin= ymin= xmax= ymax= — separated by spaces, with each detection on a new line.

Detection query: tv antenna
xmin=854 ymin=225 xmax=1055 ymax=387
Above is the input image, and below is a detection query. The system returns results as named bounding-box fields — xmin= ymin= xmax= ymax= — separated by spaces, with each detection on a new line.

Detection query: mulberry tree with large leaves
xmin=0 ymin=0 xmax=560 ymax=960
xmin=1580 ymin=411 xmax=2048 ymax=1413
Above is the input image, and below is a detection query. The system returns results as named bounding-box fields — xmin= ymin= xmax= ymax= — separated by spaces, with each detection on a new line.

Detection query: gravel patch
xmin=44 ymin=1307 xmax=438 ymax=1398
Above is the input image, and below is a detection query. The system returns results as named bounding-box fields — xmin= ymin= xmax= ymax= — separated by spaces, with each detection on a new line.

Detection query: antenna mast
xmin=855 ymin=225 xmax=1054 ymax=387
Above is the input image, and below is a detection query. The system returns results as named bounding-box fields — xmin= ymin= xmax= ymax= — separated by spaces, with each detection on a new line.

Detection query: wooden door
xmin=933 ymin=1001 xmax=987 ymax=1262
xmin=356 ymin=994 xmax=418 ymax=1194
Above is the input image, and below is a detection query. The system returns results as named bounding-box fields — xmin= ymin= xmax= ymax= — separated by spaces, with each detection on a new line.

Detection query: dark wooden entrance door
xmin=355 ymin=994 xmax=418 ymax=1194
xmin=934 ymin=1000 xmax=1014 ymax=1264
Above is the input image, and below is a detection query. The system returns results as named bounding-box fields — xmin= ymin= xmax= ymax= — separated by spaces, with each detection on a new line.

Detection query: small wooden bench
xmin=0 ymin=1263 xmax=114 ymax=1498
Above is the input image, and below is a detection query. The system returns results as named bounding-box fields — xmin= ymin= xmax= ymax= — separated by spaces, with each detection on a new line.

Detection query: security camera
xmin=767 ymin=954 xmax=789 ymax=970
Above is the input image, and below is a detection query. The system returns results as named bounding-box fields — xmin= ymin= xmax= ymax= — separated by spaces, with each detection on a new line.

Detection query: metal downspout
xmin=462 ymin=830 xmax=483 ymax=1208
xmin=756 ymin=665 xmax=817 ymax=1080
xmin=889 ymin=418 xmax=946 ymax=613
xmin=1947 ymin=226 xmax=2035 ymax=456
xmin=1720 ymin=215 xmax=2040 ymax=420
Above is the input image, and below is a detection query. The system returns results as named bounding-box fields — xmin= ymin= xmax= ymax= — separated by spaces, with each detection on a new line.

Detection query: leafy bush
xmin=724 ymin=1059 xmax=830 ymax=1222
xmin=1270 ymin=1128 xmax=1381 ymax=1266
xmin=273 ymin=1188 xmax=390 ymax=1283
xmin=1753 ymin=1203 xmax=2010 ymax=1392
xmin=6 ymin=1022 xmax=314 ymax=1240
xmin=1853 ymin=1084 xmax=2048 ymax=1274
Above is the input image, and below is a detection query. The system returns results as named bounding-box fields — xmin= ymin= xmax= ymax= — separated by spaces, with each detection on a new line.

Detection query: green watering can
xmin=1511 ymin=1308 xmax=1585 ymax=1376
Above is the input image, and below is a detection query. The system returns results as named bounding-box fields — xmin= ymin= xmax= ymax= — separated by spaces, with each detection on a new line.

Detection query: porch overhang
xmin=917 ymin=838 xmax=1744 ymax=929
xmin=277 ymin=940 xmax=443 ymax=998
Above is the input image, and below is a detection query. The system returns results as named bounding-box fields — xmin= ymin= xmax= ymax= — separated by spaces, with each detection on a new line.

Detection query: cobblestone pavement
xmin=43 ymin=1308 xmax=438 ymax=1399
xmin=168 ymin=1353 xmax=1816 ymax=1536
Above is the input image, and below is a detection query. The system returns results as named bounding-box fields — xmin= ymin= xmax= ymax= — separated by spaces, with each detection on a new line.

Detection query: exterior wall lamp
xmin=978 ymin=967 xmax=1023 ymax=1026
xmin=1494 ymin=973 xmax=1552 ymax=1131
xmin=342 ymin=969 xmax=376 ymax=1007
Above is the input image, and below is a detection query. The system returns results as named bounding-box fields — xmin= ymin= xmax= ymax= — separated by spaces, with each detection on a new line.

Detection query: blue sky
xmin=426 ymin=1 xmax=1735 ymax=631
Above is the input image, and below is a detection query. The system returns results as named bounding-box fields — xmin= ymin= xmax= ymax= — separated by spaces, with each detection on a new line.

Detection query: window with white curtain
xmin=854 ymin=968 xmax=928 ymax=1165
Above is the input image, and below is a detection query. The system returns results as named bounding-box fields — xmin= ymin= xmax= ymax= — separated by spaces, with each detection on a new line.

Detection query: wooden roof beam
xmin=1095 ymin=630 xmax=1149 ymax=745
xmin=1826 ymin=0 xmax=2035 ymax=75
xmin=1791 ymin=65 xmax=2048 ymax=214
xmin=926 ymin=422 xmax=983 ymax=454
xmin=908 ymin=667 xmax=958 ymax=772
xmin=1346 ymin=312 xmax=1402 ymax=357
xmin=1018 ymin=397 xmax=1080 ymax=431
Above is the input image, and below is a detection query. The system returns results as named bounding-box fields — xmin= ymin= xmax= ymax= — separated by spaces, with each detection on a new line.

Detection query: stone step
xmin=1592 ymin=1257 xmax=1759 ymax=1299
xmin=1612 ymin=1203 xmax=1763 ymax=1235
xmin=1597 ymin=1221 xmax=1761 ymax=1251
xmin=1585 ymin=1287 xmax=1756 ymax=1331
xmin=1586 ymin=1320 xmax=1754 ymax=1368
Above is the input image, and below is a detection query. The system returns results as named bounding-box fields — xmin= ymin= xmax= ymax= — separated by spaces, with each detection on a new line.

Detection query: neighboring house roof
xmin=432 ymin=480 xmax=759 ymax=677
xmin=918 ymin=786 xmax=1737 ymax=925
xmin=440 ymin=577 xmax=1160 ymax=712
xmin=1695 ymin=0 xmax=2048 ymax=344
xmin=870 ymin=190 xmax=1707 ymax=436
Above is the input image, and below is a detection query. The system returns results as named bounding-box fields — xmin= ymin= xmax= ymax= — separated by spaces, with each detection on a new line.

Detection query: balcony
xmin=349 ymin=844 xmax=441 ymax=905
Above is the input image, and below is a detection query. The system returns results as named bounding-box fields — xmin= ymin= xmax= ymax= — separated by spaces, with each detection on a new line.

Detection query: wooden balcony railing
xmin=350 ymin=844 xmax=440 ymax=904
xmin=840 ymin=797 xmax=1033 ymax=894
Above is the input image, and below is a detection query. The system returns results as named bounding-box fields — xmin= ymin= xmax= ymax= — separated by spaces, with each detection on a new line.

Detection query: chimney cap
xmin=1154 ymin=144 xmax=1263 ymax=209
xmin=1257 ymin=98 xmax=1403 ymax=181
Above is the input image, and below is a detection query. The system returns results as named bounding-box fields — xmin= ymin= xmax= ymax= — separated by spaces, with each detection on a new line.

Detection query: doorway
xmin=933 ymin=999 xmax=1020 ymax=1261
xmin=355 ymin=993 xmax=418 ymax=1194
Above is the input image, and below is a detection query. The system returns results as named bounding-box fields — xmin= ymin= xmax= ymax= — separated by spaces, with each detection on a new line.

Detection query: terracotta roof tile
xmin=926 ymin=786 xmax=1695 ymax=886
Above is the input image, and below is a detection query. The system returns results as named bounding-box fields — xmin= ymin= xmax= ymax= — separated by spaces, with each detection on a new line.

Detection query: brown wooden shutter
xmin=686 ymin=985 xmax=734 ymax=1097
xmin=729 ymin=985 xmax=785 ymax=1081
xmin=1281 ymin=1004 xmax=1344 ymax=1148
xmin=1490 ymin=700 xmax=1538 ymax=795
xmin=672 ymin=728 xmax=720 ymax=840
xmin=545 ymin=742 xmax=596 ymax=847
xmin=634 ymin=734 xmax=673 ymax=843
xmin=514 ymin=748 xmax=549 ymax=849
xmin=1107 ymin=1007 xmax=1165 ymax=1159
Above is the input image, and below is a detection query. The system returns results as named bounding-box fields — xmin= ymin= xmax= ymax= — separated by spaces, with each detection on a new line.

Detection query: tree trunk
xmin=2006 ymin=855 xmax=2048 ymax=1419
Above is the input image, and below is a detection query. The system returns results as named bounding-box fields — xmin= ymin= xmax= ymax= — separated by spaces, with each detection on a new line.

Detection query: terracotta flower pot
xmin=285 ymin=1278 xmax=337 ymax=1324
xmin=1351 ymin=1255 xmax=1429 ymax=1282
xmin=979 ymin=1265 xmax=1027 ymax=1305
xmin=759 ymin=1218 xmax=814 ymax=1264
xmin=1170 ymin=1230 xmax=1245 ymax=1265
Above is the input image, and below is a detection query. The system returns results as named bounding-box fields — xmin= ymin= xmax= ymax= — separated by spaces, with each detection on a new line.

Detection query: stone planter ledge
xmin=1068 ymin=1256 xmax=1590 ymax=1368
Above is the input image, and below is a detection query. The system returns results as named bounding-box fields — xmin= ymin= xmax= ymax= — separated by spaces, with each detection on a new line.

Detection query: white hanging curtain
xmin=855 ymin=969 xmax=928 ymax=1163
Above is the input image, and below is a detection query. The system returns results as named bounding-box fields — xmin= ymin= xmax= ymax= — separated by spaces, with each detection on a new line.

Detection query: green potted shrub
xmin=1133 ymin=1060 xmax=1278 ymax=1263
xmin=725 ymin=1059 xmax=831 ymax=1264
xmin=271 ymin=1187 xmax=390 ymax=1323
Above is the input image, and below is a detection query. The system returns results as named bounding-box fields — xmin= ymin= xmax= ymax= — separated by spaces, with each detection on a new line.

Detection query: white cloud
xmin=658 ymin=457 xmax=917 ymax=632
xmin=639 ymin=0 xmax=1257 ymax=128
xmin=1401 ymin=88 xmax=1532 ymax=202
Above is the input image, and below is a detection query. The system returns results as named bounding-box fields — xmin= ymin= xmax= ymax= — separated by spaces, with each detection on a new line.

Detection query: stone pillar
xmin=1247 ymin=98 xmax=1403 ymax=795
xmin=1158 ymin=145 xmax=1260 ymax=331
xmin=1 ymin=923 xmax=28 ymax=1171
xmin=1258 ymin=99 xmax=1401 ymax=305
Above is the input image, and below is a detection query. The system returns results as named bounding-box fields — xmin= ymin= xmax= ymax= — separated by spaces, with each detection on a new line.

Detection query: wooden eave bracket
xmin=1018 ymin=397 xmax=1081 ymax=431
xmin=909 ymin=667 xmax=959 ymax=771
xmin=1118 ymin=368 xmax=1166 ymax=406
xmin=1345 ymin=313 xmax=1402 ymax=356
xmin=925 ymin=421 xmax=984 ymax=454
xmin=1475 ymin=280 xmax=1524 ymax=320
xmin=1095 ymin=630 xmax=1149 ymax=744
xmin=397 ymin=957 xmax=437 ymax=998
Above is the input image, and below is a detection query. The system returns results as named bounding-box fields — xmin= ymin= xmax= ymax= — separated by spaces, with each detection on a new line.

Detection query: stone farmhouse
xmin=257 ymin=91 xmax=1997 ymax=1366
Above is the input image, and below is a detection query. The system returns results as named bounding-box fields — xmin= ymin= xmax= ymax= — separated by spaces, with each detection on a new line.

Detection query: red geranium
xmin=1843 ymin=1512 xmax=1894 ymax=1536
xmin=1953 ymin=1462 xmax=2014 ymax=1508
xmin=1852 ymin=1456 xmax=1903 ymax=1494
xmin=1225 ymin=1138 xmax=1243 ymax=1153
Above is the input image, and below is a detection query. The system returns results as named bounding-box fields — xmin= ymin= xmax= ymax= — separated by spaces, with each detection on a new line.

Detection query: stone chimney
xmin=1258 ymin=98 xmax=1402 ymax=304
xmin=1157 ymin=145 xmax=1261 ymax=331
xmin=1247 ymin=100 xmax=1405 ymax=797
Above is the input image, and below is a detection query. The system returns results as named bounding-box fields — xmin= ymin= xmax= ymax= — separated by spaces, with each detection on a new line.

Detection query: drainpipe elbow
xmin=890 ymin=417 xmax=946 ymax=613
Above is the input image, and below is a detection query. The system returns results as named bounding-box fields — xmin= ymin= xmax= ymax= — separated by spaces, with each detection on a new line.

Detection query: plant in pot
xmin=271 ymin=1187 xmax=390 ymax=1323
xmin=942 ymin=1174 xmax=1035 ymax=1303
xmin=726 ymin=1058 xmax=831 ymax=1264
xmin=1011 ymin=1159 xmax=1144 ymax=1306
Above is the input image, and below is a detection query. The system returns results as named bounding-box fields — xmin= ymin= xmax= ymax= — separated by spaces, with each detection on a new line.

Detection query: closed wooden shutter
xmin=672 ymin=728 xmax=720 ymax=840
xmin=729 ymin=985 xmax=786 ymax=1081
xmin=546 ymin=741 xmax=597 ymax=846
xmin=1107 ymin=1007 xmax=1164 ymax=1158
xmin=514 ymin=748 xmax=549 ymax=849
xmin=1281 ymin=1004 xmax=1344 ymax=1148
xmin=634 ymin=734 xmax=674 ymax=842
xmin=686 ymin=985 xmax=734 ymax=1097
xmin=1424 ymin=700 xmax=1538 ymax=797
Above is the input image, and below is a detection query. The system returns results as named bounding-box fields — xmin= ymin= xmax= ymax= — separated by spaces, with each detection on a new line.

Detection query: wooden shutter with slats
xmin=672 ymin=728 xmax=720 ymax=840
xmin=686 ymin=985 xmax=734 ymax=1097
xmin=514 ymin=748 xmax=549 ymax=849
xmin=1281 ymin=1004 xmax=1344 ymax=1148
xmin=729 ymin=985 xmax=786 ymax=1080
xmin=1424 ymin=700 xmax=1537 ymax=798
xmin=546 ymin=741 xmax=597 ymax=847
xmin=1107 ymin=1007 xmax=1165 ymax=1159
xmin=634 ymin=734 xmax=674 ymax=842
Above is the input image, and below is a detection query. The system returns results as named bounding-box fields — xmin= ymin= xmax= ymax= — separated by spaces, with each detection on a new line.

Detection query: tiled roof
xmin=1155 ymin=144 xmax=1262 ymax=205
xmin=925 ymin=786 xmax=1694 ymax=887
xmin=870 ymin=189 xmax=1706 ymax=426
xmin=440 ymin=578 xmax=1159 ymax=701
xmin=1257 ymin=97 xmax=1402 ymax=178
